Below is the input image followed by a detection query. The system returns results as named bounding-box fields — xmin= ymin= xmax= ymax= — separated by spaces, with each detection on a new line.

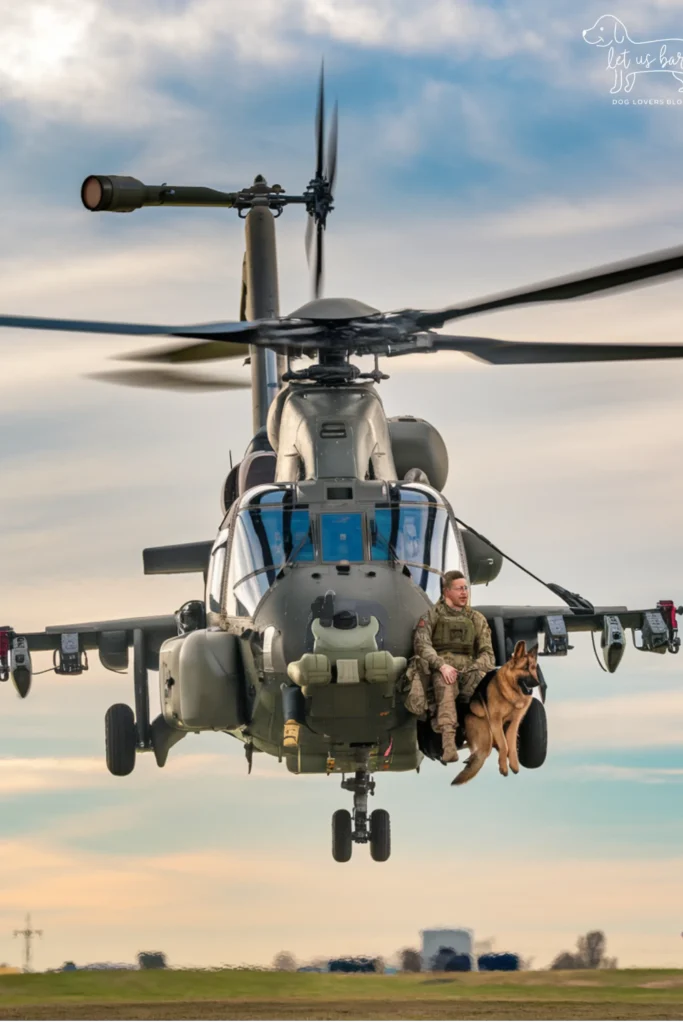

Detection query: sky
xmin=1 ymin=0 xmax=683 ymax=973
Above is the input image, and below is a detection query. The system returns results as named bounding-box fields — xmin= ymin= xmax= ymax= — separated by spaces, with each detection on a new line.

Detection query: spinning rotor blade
xmin=305 ymin=64 xmax=338 ymax=299
xmin=315 ymin=64 xmax=325 ymax=180
xmin=326 ymin=101 xmax=338 ymax=194
xmin=422 ymin=334 xmax=683 ymax=365
xmin=0 ymin=313 xmax=259 ymax=344
xmin=117 ymin=340 xmax=250 ymax=364
xmin=87 ymin=368 xmax=250 ymax=391
xmin=414 ymin=244 xmax=683 ymax=329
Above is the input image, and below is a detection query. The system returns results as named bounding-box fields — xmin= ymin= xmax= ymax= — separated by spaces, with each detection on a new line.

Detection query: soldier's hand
xmin=439 ymin=664 xmax=458 ymax=686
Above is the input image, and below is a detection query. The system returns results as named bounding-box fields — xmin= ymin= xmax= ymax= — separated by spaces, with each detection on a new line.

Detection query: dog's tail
xmin=451 ymin=752 xmax=486 ymax=786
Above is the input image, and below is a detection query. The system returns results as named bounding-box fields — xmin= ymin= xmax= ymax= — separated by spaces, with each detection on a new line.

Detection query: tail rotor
xmin=305 ymin=64 xmax=338 ymax=299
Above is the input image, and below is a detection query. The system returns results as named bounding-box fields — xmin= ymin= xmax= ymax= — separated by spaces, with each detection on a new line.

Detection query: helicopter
xmin=1 ymin=71 xmax=683 ymax=864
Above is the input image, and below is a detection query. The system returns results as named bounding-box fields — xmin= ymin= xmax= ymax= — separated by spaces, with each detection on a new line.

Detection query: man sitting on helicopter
xmin=409 ymin=570 xmax=495 ymax=764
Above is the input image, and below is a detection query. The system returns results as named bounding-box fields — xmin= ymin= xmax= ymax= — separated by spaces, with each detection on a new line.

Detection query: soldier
xmin=412 ymin=570 xmax=495 ymax=764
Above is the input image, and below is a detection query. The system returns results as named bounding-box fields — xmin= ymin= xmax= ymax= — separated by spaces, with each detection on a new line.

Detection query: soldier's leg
xmin=432 ymin=672 xmax=459 ymax=763
xmin=458 ymin=668 xmax=488 ymax=703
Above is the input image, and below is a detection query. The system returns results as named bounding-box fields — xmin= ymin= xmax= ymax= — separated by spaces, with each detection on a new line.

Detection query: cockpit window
xmin=233 ymin=507 xmax=314 ymax=582
xmin=371 ymin=505 xmax=448 ymax=566
xmin=321 ymin=512 xmax=364 ymax=562
xmin=370 ymin=487 xmax=463 ymax=602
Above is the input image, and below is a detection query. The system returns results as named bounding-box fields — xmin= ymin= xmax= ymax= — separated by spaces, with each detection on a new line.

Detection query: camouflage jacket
xmin=412 ymin=600 xmax=495 ymax=676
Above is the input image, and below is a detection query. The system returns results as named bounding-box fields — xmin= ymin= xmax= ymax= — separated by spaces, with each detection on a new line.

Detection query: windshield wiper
xmin=277 ymin=532 xmax=314 ymax=575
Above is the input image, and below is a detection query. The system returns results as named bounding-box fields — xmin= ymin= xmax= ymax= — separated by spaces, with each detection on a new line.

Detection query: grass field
xmin=0 ymin=968 xmax=682 ymax=1020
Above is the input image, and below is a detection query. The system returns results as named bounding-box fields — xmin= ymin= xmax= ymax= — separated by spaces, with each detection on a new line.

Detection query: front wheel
xmin=332 ymin=810 xmax=352 ymax=863
xmin=518 ymin=698 xmax=547 ymax=769
xmin=370 ymin=809 xmax=391 ymax=862
xmin=105 ymin=703 xmax=137 ymax=777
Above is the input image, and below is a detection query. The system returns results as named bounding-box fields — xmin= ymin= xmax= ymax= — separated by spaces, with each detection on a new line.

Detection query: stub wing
xmin=475 ymin=601 xmax=681 ymax=672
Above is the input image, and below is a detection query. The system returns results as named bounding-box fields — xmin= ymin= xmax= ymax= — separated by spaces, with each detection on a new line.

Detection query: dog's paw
xmin=509 ymin=763 xmax=520 ymax=775
xmin=498 ymin=762 xmax=509 ymax=777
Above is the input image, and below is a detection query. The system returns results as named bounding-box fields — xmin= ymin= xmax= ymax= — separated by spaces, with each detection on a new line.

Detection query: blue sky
xmin=1 ymin=0 xmax=683 ymax=972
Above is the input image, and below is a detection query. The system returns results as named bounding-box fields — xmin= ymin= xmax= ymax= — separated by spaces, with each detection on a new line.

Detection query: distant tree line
xmin=137 ymin=951 xmax=167 ymax=970
xmin=550 ymin=931 xmax=617 ymax=971
xmin=272 ymin=930 xmax=617 ymax=974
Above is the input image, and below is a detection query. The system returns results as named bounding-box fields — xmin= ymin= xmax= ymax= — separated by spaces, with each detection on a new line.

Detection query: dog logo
xmin=582 ymin=14 xmax=683 ymax=94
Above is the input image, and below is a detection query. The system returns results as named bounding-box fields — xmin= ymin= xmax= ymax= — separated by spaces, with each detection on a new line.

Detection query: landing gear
xmin=105 ymin=703 xmax=137 ymax=776
xmin=331 ymin=809 xmax=352 ymax=862
xmin=331 ymin=769 xmax=392 ymax=862
xmin=518 ymin=698 xmax=547 ymax=769
xmin=104 ymin=628 xmax=153 ymax=777
xmin=369 ymin=808 xmax=391 ymax=862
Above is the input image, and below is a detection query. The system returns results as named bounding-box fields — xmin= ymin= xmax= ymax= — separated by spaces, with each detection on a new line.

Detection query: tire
xmin=332 ymin=810 xmax=352 ymax=862
xmin=105 ymin=703 xmax=137 ymax=776
xmin=370 ymin=809 xmax=391 ymax=862
xmin=517 ymin=698 xmax=547 ymax=769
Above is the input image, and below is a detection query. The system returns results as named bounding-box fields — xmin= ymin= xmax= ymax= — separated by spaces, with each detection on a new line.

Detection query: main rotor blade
xmin=87 ymin=368 xmax=250 ymax=391
xmin=315 ymin=63 xmax=325 ymax=180
xmin=0 ymin=313 xmax=260 ymax=343
xmin=414 ymin=245 xmax=683 ymax=329
xmin=118 ymin=340 xmax=249 ymax=364
xmin=422 ymin=334 xmax=683 ymax=365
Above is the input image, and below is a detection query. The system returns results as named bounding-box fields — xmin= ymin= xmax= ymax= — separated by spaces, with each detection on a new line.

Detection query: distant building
xmin=420 ymin=929 xmax=473 ymax=971
xmin=0 ymin=966 xmax=21 ymax=975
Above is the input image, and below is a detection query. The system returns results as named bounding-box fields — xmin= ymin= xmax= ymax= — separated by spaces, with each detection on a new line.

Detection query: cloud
xmin=567 ymin=764 xmax=683 ymax=783
xmin=550 ymin=693 xmax=683 ymax=750
xmin=0 ymin=753 xmax=290 ymax=799
xmin=0 ymin=835 xmax=680 ymax=968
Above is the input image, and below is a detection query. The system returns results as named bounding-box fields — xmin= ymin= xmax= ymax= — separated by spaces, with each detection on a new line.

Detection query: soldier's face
xmin=444 ymin=581 xmax=469 ymax=608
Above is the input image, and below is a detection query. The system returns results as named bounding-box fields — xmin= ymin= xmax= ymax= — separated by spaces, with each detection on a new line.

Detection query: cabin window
xmin=320 ymin=513 xmax=364 ymax=563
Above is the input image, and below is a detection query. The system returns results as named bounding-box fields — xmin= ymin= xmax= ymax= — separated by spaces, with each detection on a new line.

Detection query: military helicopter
xmin=1 ymin=71 xmax=683 ymax=864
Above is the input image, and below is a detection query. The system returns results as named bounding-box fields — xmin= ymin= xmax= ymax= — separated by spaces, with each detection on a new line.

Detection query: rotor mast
xmin=243 ymin=178 xmax=282 ymax=433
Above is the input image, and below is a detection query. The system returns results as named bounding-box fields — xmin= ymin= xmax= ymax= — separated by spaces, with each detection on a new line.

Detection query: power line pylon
xmin=13 ymin=913 xmax=42 ymax=972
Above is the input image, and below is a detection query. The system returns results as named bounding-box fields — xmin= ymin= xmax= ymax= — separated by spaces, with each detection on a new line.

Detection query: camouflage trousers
xmin=404 ymin=653 xmax=486 ymax=733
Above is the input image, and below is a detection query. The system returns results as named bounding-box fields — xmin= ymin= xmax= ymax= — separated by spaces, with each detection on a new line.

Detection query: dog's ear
xmin=512 ymin=640 xmax=527 ymax=662
xmin=528 ymin=644 xmax=539 ymax=665
xmin=613 ymin=16 xmax=625 ymax=43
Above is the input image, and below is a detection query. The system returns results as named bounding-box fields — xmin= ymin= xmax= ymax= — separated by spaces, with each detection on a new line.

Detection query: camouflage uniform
xmin=409 ymin=600 xmax=495 ymax=736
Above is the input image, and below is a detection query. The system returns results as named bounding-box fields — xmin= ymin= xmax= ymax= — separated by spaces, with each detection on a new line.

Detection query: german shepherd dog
xmin=452 ymin=641 xmax=540 ymax=786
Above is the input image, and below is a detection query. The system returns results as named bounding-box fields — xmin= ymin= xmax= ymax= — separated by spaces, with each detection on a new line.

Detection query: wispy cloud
xmin=0 ymin=753 xmax=290 ymax=799
xmin=567 ymin=764 xmax=683 ymax=783
xmin=551 ymin=693 xmax=683 ymax=750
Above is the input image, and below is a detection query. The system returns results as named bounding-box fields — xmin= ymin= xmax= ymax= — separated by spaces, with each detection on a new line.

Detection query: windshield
xmin=232 ymin=507 xmax=314 ymax=581
xmin=371 ymin=490 xmax=462 ymax=602
xmin=320 ymin=512 xmax=364 ymax=562
xmin=371 ymin=505 xmax=448 ymax=566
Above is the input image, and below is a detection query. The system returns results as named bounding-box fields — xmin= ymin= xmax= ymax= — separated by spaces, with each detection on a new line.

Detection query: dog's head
xmin=582 ymin=15 xmax=627 ymax=46
xmin=510 ymin=640 xmax=540 ymax=695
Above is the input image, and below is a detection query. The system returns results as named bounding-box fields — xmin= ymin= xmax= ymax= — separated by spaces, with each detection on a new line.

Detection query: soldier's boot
xmin=283 ymin=720 xmax=300 ymax=749
xmin=441 ymin=729 xmax=459 ymax=763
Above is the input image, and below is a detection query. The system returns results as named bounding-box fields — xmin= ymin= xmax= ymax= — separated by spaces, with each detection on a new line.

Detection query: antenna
xmin=13 ymin=913 xmax=42 ymax=972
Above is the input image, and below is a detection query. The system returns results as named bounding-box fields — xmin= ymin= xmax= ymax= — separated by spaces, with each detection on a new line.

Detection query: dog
xmin=451 ymin=640 xmax=540 ymax=786
xmin=582 ymin=16 xmax=683 ymax=94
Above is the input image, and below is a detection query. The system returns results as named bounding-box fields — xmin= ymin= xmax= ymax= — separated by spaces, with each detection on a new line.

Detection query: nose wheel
xmin=331 ymin=771 xmax=391 ymax=862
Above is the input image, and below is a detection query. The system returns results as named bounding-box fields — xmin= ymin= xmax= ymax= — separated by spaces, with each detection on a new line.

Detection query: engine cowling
xmin=388 ymin=416 xmax=449 ymax=490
